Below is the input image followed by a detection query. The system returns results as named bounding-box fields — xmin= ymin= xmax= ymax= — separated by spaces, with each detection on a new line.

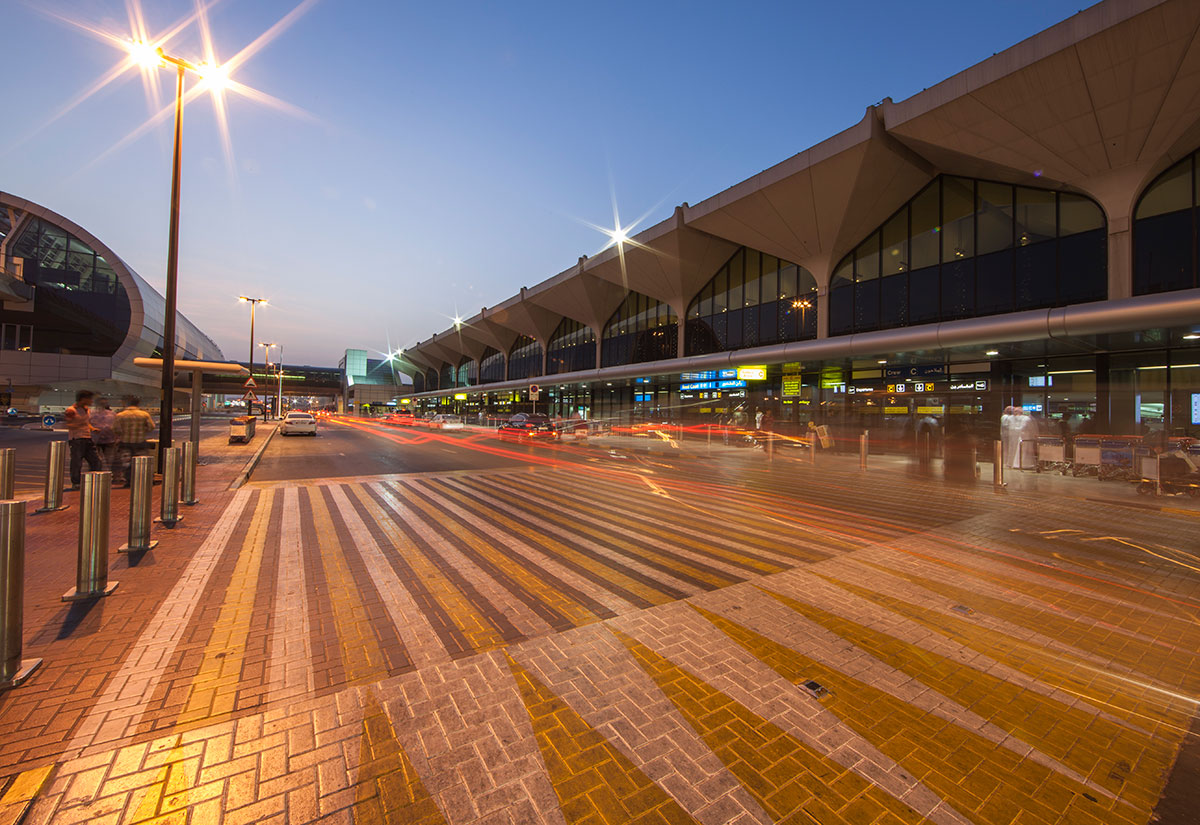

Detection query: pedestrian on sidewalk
xmin=113 ymin=396 xmax=155 ymax=487
xmin=91 ymin=398 xmax=118 ymax=471
xmin=63 ymin=389 xmax=101 ymax=490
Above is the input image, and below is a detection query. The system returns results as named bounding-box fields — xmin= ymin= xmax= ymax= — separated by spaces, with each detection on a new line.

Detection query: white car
xmin=428 ymin=414 xmax=464 ymax=430
xmin=280 ymin=411 xmax=318 ymax=436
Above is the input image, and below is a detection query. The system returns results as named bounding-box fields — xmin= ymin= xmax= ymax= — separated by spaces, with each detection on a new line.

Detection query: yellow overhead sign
xmin=453 ymin=393 xmax=468 ymax=400
xmin=737 ymin=366 xmax=767 ymax=380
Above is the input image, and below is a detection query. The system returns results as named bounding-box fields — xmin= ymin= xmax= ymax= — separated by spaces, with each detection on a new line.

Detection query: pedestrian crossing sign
xmin=242 ymin=390 xmax=259 ymax=402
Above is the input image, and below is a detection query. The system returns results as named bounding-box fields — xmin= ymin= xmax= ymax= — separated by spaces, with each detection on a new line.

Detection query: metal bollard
xmin=181 ymin=441 xmax=198 ymax=506
xmin=971 ymin=444 xmax=979 ymax=478
xmin=809 ymin=435 xmax=817 ymax=464
xmin=0 ymin=448 xmax=14 ymax=500
xmin=993 ymin=439 xmax=1005 ymax=488
xmin=1 ymin=500 xmax=41 ymax=690
xmin=36 ymin=440 xmax=70 ymax=513
xmin=157 ymin=447 xmax=183 ymax=528
xmin=63 ymin=471 xmax=118 ymax=601
xmin=859 ymin=430 xmax=869 ymax=470
xmin=120 ymin=456 xmax=158 ymax=553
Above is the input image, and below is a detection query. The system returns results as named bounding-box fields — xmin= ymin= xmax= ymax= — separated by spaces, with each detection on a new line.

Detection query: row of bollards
xmin=1 ymin=442 xmax=199 ymax=691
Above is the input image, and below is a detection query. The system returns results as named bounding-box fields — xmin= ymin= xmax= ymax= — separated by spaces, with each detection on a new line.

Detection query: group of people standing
xmin=62 ymin=390 xmax=156 ymax=489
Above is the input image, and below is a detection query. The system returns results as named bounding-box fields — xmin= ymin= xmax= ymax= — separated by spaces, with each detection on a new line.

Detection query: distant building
xmin=340 ymin=349 xmax=409 ymax=415
xmin=0 ymin=191 xmax=223 ymax=412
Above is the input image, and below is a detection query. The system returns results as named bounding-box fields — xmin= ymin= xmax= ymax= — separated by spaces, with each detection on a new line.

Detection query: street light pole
xmin=157 ymin=62 xmax=185 ymax=472
xmin=240 ymin=297 xmax=267 ymax=416
xmin=277 ymin=344 xmax=284 ymax=418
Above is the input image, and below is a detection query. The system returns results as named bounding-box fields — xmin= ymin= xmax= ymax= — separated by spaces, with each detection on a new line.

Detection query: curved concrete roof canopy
xmin=402 ymin=0 xmax=1200 ymax=376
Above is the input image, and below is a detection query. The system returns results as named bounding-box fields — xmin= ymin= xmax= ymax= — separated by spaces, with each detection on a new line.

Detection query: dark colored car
xmin=497 ymin=413 xmax=559 ymax=442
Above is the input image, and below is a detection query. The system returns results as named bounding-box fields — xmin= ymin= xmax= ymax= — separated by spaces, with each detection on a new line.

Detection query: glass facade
xmin=1133 ymin=148 xmax=1200 ymax=294
xmin=830 ymin=176 xmax=1106 ymax=335
xmin=412 ymin=372 xmax=426 ymax=393
xmin=686 ymin=247 xmax=817 ymax=355
xmin=3 ymin=216 xmax=132 ymax=356
xmin=438 ymin=364 xmax=454 ymax=389
xmin=546 ymin=318 xmax=595 ymax=374
xmin=455 ymin=359 xmax=477 ymax=387
xmin=507 ymin=335 xmax=543 ymax=380
xmin=601 ymin=292 xmax=677 ymax=367
xmin=479 ymin=347 xmax=505 ymax=384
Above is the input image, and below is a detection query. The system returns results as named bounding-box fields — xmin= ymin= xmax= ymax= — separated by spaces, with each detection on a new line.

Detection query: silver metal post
xmin=0 ymin=448 xmax=14 ymax=500
xmin=181 ymin=440 xmax=198 ymax=506
xmin=157 ymin=447 xmax=183 ymax=528
xmin=993 ymin=439 xmax=1005 ymax=488
xmin=859 ymin=430 xmax=868 ymax=470
xmin=971 ymin=444 xmax=978 ymax=478
xmin=1156 ymin=453 xmax=1162 ymax=497
xmin=0 ymin=500 xmax=40 ymax=689
xmin=36 ymin=440 xmax=70 ymax=513
xmin=120 ymin=456 xmax=158 ymax=553
xmin=809 ymin=433 xmax=816 ymax=464
xmin=63 ymin=471 xmax=118 ymax=601
xmin=190 ymin=369 xmax=202 ymax=448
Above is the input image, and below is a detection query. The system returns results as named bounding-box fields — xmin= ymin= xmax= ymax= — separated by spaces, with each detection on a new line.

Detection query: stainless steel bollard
xmin=0 ymin=448 xmax=14 ymax=500
xmin=120 ymin=456 xmax=158 ymax=553
xmin=809 ymin=434 xmax=817 ymax=464
xmin=1 ymin=500 xmax=41 ymax=690
xmin=157 ymin=447 xmax=183 ymax=528
xmin=36 ymin=440 xmax=70 ymax=513
xmin=971 ymin=444 xmax=979 ymax=478
xmin=181 ymin=441 xmax=198 ymax=506
xmin=993 ymin=439 xmax=1005 ymax=488
xmin=859 ymin=430 xmax=868 ymax=470
xmin=63 ymin=471 xmax=118 ymax=601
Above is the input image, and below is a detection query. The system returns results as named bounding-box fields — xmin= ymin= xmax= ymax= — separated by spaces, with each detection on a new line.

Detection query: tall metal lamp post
xmin=129 ymin=42 xmax=229 ymax=469
xmin=240 ymin=296 xmax=267 ymax=416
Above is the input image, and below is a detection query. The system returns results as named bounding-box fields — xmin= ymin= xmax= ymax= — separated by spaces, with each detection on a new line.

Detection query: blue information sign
xmin=43 ymin=414 xmax=56 ymax=428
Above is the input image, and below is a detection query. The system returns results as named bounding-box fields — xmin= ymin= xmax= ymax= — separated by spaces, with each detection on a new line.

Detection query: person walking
xmin=90 ymin=398 xmax=117 ymax=472
xmin=63 ymin=389 xmax=101 ymax=490
xmin=113 ymin=396 xmax=155 ymax=487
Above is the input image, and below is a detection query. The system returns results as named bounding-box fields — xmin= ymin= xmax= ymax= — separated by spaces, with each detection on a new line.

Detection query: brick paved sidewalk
xmin=1 ymin=452 xmax=1196 ymax=824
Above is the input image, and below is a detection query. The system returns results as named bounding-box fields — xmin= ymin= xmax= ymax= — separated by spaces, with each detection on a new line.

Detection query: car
xmin=428 ymin=414 xmax=464 ymax=430
xmin=497 ymin=413 xmax=559 ymax=442
xmin=393 ymin=412 xmax=420 ymax=426
xmin=280 ymin=411 xmax=318 ymax=436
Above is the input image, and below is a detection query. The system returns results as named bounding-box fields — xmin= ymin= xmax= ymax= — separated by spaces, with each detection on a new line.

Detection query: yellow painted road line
xmin=694 ymin=605 xmax=1131 ymax=825
xmin=348 ymin=484 xmax=506 ymax=655
xmin=407 ymin=481 xmax=600 ymax=629
xmin=802 ymin=576 xmax=1185 ymax=811
xmin=177 ymin=488 xmax=275 ymax=727
xmin=614 ymin=628 xmax=931 ymax=825
xmin=439 ymin=477 xmax=686 ymax=606
xmin=0 ymin=765 xmax=54 ymax=825
xmin=507 ymin=654 xmax=703 ymax=825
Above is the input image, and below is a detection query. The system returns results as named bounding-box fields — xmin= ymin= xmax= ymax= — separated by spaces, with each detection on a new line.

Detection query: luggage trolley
xmin=1035 ymin=436 xmax=1069 ymax=474
xmin=1072 ymin=436 xmax=1100 ymax=477
xmin=1099 ymin=438 xmax=1136 ymax=481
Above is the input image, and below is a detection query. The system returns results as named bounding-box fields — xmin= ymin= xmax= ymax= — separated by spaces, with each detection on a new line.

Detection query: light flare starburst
xmin=11 ymin=0 xmax=319 ymax=178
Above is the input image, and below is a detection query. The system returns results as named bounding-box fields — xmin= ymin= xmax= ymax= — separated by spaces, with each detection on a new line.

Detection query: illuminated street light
xmin=239 ymin=296 xmax=268 ymax=415
xmin=128 ymin=37 xmax=231 ymax=469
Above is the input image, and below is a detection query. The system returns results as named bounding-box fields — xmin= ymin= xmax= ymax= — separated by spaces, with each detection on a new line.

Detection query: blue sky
xmin=4 ymin=0 xmax=1094 ymax=366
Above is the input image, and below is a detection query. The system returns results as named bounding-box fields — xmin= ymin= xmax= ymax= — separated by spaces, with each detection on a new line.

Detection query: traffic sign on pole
xmin=242 ymin=390 xmax=259 ymax=402
xmin=529 ymin=384 xmax=540 ymax=400
xmin=243 ymin=377 xmax=257 ymax=389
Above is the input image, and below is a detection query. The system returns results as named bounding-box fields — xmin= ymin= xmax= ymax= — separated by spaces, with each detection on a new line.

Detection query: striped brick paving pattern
xmin=0 ymin=461 xmax=1196 ymax=824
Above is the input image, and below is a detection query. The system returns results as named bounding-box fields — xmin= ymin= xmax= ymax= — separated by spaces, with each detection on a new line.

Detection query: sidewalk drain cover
xmin=951 ymin=605 xmax=975 ymax=616
xmin=801 ymin=680 xmax=829 ymax=698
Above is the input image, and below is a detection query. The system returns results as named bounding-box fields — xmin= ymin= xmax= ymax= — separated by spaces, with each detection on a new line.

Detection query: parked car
xmin=280 ymin=411 xmax=318 ymax=436
xmin=388 ymin=412 xmax=418 ymax=426
xmin=497 ymin=413 xmax=559 ymax=442
xmin=428 ymin=414 xmax=464 ymax=430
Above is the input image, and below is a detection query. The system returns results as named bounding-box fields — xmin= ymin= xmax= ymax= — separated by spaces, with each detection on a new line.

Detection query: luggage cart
xmin=1099 ymin=438 xmax=1135 ymax=481
xmin=1035 ymin=436 xmax=1069 ymax=474
xmin=1072 ymin=436 xmax=1100 ymax=477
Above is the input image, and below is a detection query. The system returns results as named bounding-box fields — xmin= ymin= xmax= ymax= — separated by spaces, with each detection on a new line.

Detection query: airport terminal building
xmin=0 ymin=191 xmax=224 ymax=412
xmin=398 ymin=0 xmax=1200 ymax=443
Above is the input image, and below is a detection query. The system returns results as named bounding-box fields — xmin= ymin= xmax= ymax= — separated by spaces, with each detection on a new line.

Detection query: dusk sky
xmin=5 ymin=0 xmax=1092 ymax=368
